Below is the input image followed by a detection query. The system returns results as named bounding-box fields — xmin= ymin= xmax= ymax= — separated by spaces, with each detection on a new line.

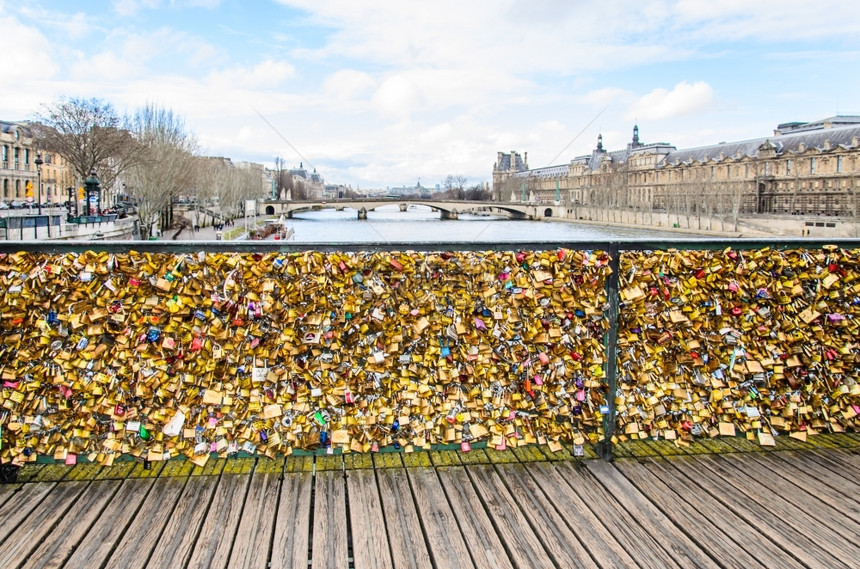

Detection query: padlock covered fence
xmin=0 ymin=239 xmax=858 ymax=466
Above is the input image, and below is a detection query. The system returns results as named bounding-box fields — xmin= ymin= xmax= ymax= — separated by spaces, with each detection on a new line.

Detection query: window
xmin=810 ymin=157 xmax=816 ymax=173
xmin=837 ymin=156 xmax=843 ymax=173
xmin=710 ymin=166 xmax=715 ymax=179
xmin=764 ymin=162 xmax=770 ymax=175
xmin=786 ymin=159 xmax=792 ymax=175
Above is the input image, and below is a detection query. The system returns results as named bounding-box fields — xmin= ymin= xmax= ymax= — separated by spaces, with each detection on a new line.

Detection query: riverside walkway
xmin=1 ymin=435 xmax=859 ymax=569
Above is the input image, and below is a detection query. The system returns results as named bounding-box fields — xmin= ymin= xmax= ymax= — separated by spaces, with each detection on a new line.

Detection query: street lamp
xmin=34 ymin=153 xmax=43 ymax=215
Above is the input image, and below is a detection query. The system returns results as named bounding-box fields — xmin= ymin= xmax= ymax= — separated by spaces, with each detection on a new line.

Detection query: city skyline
xmin=3 ymin=0 xmax=859 ymax=189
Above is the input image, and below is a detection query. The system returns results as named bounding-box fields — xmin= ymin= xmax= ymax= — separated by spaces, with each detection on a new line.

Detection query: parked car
xmin=0 ymin=202 xmax=9 ymax=210
xmin=10 ymin=201 xmax=26 ymax=209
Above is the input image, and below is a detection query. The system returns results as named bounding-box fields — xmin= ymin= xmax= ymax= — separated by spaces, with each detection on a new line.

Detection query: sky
xmin=3 ymin=0 xmax=860 ymax=190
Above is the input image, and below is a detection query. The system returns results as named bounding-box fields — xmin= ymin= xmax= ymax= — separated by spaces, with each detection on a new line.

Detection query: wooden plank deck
xmin=0 ymin=439 xmax=858 ymax=569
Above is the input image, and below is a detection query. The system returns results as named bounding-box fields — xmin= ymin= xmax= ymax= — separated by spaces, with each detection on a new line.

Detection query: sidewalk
xmin=161 ymin=218 xmax=251 ymax=241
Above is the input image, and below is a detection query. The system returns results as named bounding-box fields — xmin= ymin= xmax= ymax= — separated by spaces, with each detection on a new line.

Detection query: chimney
xmin=511 ymin=151 xmax=517 ymax=172
xmin=524 ymin=152 xmax=528 ymax=169
xmin=496 ymin=152 xmax=503 ymax=170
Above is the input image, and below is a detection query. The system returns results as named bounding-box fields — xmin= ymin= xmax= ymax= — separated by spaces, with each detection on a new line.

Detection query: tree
xmin=273 ymin=156 xmax=292 ymax=199
xmin=124 ymin=104 xmax=197 ymax=238
xmin=442 ymin=174 xmax=468 ymax=199
xmin=33 ymin=97 xmax=139 ymax=193
xmin=465 ymin=184 xmax=491 ymax=201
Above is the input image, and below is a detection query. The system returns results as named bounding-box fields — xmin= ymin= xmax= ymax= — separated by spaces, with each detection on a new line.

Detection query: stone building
xmin=494 ymin=117 xmax=860 ymax=218
xmin=1 ymin=121 xmax=75 ymax=206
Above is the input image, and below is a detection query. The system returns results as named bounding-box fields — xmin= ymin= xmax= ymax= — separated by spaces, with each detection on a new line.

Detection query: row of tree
xmin=34 ymin=97 xmax=266 ymax=238
xmin=439 ymin=174 xmax=492 ymax=201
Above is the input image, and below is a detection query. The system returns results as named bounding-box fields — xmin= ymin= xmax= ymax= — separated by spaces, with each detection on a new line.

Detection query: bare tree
xmin=33 ymin=97 xmax=139 ymax=193
xmin=125 ymin=104 xmax=197 ymax=238
xmin=465 ymin=184 xmax=491 ymax=201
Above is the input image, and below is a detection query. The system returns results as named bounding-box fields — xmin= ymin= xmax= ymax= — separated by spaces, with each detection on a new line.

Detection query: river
xmin=279 ymin=204 xmax=698 ymax=243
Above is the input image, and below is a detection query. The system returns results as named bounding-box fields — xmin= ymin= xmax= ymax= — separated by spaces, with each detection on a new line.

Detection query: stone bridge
xmin=261 ymin=199 xmax=566 ymax=220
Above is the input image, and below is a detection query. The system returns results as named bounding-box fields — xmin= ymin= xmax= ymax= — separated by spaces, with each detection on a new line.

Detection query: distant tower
xmin=632 ymin=124 xmax=640 ymax=146
xmin=597 ymin=134 xmax=604 ymax=152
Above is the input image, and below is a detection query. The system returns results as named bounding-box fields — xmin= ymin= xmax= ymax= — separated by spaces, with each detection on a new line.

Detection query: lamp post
xmin=66 ymin=187 xmax=74 ymax=221
xmin=34 ymin=154 xmax=43 ymax=215
xmin=84 ymin=171 xmax=102 ymax=216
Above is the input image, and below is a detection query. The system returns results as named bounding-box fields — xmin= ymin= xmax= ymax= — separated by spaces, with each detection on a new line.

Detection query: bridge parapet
xmin=0 ymin=239 xmax=858 ymax=466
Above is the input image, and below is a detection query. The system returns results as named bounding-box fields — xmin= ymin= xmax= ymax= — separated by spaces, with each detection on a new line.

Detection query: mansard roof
xmin=512 ymin=164 xmax=567 ymax=179
xmin=663 ymin=124 xmax=860 ymax=167
xmin=498 ymin=152 xmax=527 ymax=172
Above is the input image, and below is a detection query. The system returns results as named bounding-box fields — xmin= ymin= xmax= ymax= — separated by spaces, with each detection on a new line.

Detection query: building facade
xmin=494 ymin=117 xmax=860 ymax=219
xmin=2 ymin=121 xmax=76 ymax=206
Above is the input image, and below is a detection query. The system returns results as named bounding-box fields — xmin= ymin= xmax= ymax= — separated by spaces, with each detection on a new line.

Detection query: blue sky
xmin=3 ymin=0 xmax=859 ymax=189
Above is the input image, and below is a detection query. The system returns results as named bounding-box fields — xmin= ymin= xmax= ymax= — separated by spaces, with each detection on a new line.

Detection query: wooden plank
xmin=20 ymin=480 xmax=121 ymax=569
xmin=227 ymin=471 xmax=282 ymax=569
xmin=724 ymin=451 xmax=860 ymax=524
xmin=485 ymin=449 xmax=518 ymax=464
xmin=407 ymin=467 xmax=475 ymax=569
xmin=534 ymin=443 xmax=574 ymax=461
xmin=428 ymin=450 xmax=461 ymax=466
xmin=311 ymin=470 xmax=349 ymax=569
xmin=456 ymin=448 xmax=490 ymax=464
xmin=0 ymin=483 xmax=21 ymax=510
xmin=145 ymin=475 xmax=220 ymax=569
xmin=63 ymin=478 xmax=155 ymax=569
xmin=30 ymin=464 xmax=71 ymax=483
xmin=435 ymin=466 xmax=514 ymax=569
xmin=613 ymin=459 xmax=770 ymax=569
xmin=373 ymin=452 xmax=404 ymax=469
xmin=465 ymin=464 xmax=555 ymax=569
xmin=347 ymin=468 xmax=393 ymax=569
xmin=553 ymin=461 xmax=684 ymax=569
xmin=493 ymin=463 xmax=598 ymax=568
xmin=586 ymin=460 xmax=720 ymax=569
xmin=696 ymin=454 xmax=860 ymax=552
xmin=807 ymin=448 xmax=860 ymax=473
xmin=0 ymin=483 xmax=55 ymax=546
xmin=14 ymin=465 xmax=44 ymax=483
xmin=344 ymin=453 xmax=374 ymax=470
xmin=527 ymin=462 xmax=640 ymax=568
xmin=104 ymin=476 xmax=188 ymax=569
xmin=768 ymin=450 xmax=860 ymax=496
xmin=270 ymin=471 xmax=312 ymax=569
xmin=95 ymin=459 xmax=138 ymax=480
xmin=0 ymin=481 xmax=88 ymax=568
xmin=403 ymin=452 xmax=432 ymax=468
xmin=375 ymin=465 xmax=432 ymax=569
xmin=186 ymin=473 xmax=252 ymax=569
xmin=637 ymin=457 xmax=804 ymax=568
xmin=668 ymin=454 xmax=855 ymax=568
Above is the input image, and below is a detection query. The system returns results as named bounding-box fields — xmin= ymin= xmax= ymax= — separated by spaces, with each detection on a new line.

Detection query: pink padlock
xmin=538 ymin=352 xmax=549 ymax=365
xmin=460 ymin=441 xmax=471 ymax=452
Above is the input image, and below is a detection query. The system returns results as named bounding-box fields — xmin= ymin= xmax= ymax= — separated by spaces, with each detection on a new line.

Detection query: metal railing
xmin=0 ymin=237 xmax=857 ymax=466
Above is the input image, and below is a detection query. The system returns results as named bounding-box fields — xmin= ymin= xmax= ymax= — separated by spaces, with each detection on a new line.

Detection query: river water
xmin=281 ymin=205 xmax=698 ymax=243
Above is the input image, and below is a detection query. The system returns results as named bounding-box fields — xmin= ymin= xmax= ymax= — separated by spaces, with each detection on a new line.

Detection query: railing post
xmin=598 ymin=244 xmax=621 ymax=461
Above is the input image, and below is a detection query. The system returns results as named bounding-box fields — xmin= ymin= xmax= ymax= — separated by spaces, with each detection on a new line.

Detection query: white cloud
xmin=321 ymin=69 xmax=376 ymax=102
xmin=372 ymin=75 xmax=425 ymax=119
xmin=582 ymin=87 xmax=630 ymax=106
xmin=0 ymin=15 xmax=58 ymax=81
xmin=112 ymin=0 xmax=160 ymax=17
xmin=206 ymin=60 xmax=295 ymax=90
xmin=626 ymin=81 xmax=715 ymax=121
